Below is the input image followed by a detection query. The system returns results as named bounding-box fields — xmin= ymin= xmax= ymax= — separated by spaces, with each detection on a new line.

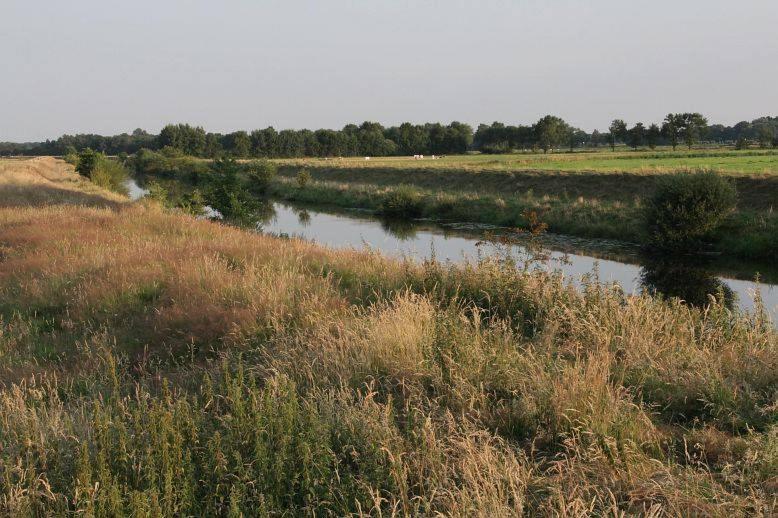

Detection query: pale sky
xmin=2 ymin=0 xmax=777 ymax=141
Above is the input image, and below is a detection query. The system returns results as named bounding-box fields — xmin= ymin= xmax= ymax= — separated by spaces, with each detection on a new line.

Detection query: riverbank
xmin=2 ymin=157 xmax=775 ymax=515
xmin=270 ymin=169 xmax=778 ymax=261
xmin=129 ymin=150 xmax=778 ymax=260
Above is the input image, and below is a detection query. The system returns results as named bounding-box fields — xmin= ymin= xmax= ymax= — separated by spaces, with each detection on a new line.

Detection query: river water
xmin=126 ymin=178 xmax=777 ymax=321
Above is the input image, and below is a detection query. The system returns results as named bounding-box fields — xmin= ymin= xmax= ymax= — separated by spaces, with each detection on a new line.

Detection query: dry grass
xmin=0 ymin=157 xmax=126 ymax=208
xmin=0 ymin=159 xmax=775 ymax=515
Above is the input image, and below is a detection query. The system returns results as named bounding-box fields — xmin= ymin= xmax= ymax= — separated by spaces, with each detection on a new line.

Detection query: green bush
xmin=75 ymin=149 xmax=129 ymax=195
xmin=246 ymin=160 xmax=277 ymax=194
xmin=62 ymin=146 xmax=79 ymax=166
xmin=296 ymin=169 xmax=312 ymax=189
xmin=380 ymin=185 xmax=424 ymax=218
xmin=131 ymin=148 xmax=210 ymax=178
xmin=75 ymin=148 xmax=100 ymax=177
xmin=90 ymin=158 xmax=130 ymax=195
xmin=644 ymin=171 xmax=737 ymax=251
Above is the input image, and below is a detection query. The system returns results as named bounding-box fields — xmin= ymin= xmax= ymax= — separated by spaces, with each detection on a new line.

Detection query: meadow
xmin=0 ymin=157 xmax=776 ymax=515
xmin=276 ymin=148 xmax=778 ymax=176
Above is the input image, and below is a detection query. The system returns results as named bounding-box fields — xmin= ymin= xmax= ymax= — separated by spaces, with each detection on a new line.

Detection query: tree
xmin=757 ymin=124 xmax=775 ymax=148
xmin=158 ymin=124 xmax=207 ymax=156
xmin=75 ymin=148 xmax=99 ymax=177
xmin=608 ymin=119 xmax=628 ymax=150
xmin=567 ymin=128 xmax=588 ymax=152
xmin=646 ymin=124 xmax=661 ymax=150
xmin=590 ymin=129 xmax=602 ymax=148
xmin=644 ymin=172 xmax=737 ymax=251
xmin=393 ymin=122 xmax=430 ymax=155
xmin=680 ymin=113 xmax=708 ymax=149
xmin=628 ymin=123 xmax=645 ymax=150
xmin=534 ymin=115 xmax=569 ymax=153
xmin=223 ymin=131 xmax=252 ymax=157
xmin=661 ymin=114 xmax=683 ymax=151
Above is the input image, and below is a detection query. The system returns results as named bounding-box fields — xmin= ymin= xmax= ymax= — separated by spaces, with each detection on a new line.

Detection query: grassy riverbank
xmin=129 ymin=148 xmax=778 ymax=259
xmin=269 ymin=173 xmax=778 ymax=261
xmin=0 ymin=157 xmax=776 ymax=515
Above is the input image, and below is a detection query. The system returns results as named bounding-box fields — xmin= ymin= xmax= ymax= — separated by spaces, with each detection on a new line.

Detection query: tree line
xmin=2 ymin=115 xmax=777 ymax=157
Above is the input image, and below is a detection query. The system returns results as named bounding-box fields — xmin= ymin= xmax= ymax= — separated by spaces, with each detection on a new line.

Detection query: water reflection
xmin=296 ymin=209 xmax=311 ymax=227
xmin=639 ymin=255 xmax=736 ymax=310
xmin=380 ymin=218 xmax=419 ymax=240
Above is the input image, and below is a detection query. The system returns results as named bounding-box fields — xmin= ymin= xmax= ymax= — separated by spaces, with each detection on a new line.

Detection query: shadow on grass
xmin=0 ymin=183 xmax=124 ymax=209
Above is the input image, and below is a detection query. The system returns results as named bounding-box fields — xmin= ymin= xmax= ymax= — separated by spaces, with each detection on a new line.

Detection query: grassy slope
xmin=1 ymin=158 xmax=776 ymax=515
xmin=271 ymin=152 xmax=778 ymax=260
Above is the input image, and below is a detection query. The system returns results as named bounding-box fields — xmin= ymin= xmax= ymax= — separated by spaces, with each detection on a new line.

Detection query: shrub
xmin=90 ymin=158 xmax=130 ymax=195
xmin=296 ymin=169 xmax=312 ymax=189
xmin=131 ymin=148 xmax=210 ymax=178
xmin=480 ymin=143 xmax=513 ymax=154
xmin=144 ymin=181 xmax=170 ymax=205
xmin=247 ymin=160 xmax=277 ymax=194
xmin=62 ymin=146 xmax=79 ymax=166
xmin=75 ymin=148 xmax=129 ymax=195
xmin=644 ymin=171 xmax=737 ymax=251
xmin=204 ymin=158 xmax=260 ymax=222
xmin=380 ymin=185 xmax=424 ymax=218
xmin=75 ymin=148 xmax=100 ymax=177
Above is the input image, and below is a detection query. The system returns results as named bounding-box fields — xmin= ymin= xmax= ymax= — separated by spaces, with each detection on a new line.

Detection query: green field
xmin=277 ymin=148 xmax=778 ymax=176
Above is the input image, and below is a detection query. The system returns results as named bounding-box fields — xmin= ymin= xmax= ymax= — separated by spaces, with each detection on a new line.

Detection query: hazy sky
xmin=2 ymin=0 xmax=777 ymax=141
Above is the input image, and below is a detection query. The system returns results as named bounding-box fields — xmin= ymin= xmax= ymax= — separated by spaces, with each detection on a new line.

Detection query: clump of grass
xmin=380 ymin=185 xmax=424 ymax=218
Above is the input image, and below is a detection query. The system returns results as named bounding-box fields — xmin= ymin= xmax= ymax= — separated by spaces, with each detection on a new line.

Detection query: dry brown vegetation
xmin=0 ymin=158 xmax=775 ymax=515
xmin=0 ymin=157 xmax=126 ymax=208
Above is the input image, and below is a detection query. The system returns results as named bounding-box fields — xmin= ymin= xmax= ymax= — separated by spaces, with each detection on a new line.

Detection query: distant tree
xmin=158 ymin=124 xmax=207 ymax=156
xmin=446 ymin=121 xmax=474 ymax=153
xmin=223 ymin=131 xmax=252 ymax=157
xmin=628 ymin=123 xmax=646 ymax=150
xmin=757 ymin=125 xmax=774 ymax=148
xmin=394 ymin=122 xmax=430 ymax=155
xmin=680 ymin=113 xmax=708 ymax=149
xmin=590 ymin=129 xmax=602 ymax=148
xmin=646 ymin=124 xmax=661 ymax=149
xmin=661 ymin=114 xmax=684 ymax=150
xmin=567 ymin=128 xmax=588 ymax=151
xmin=535 ymin=115 xmax=569 ymax=153
xmin=204 ymin=133 xmax=223 ymax=157
xmin=608 ymin=119 xmax=628 ymax=150
xmin=356 ymin=121 xmax=396 ymax=156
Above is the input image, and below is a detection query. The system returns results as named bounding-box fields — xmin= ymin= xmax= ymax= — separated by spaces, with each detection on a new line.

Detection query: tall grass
xmin=0 ymin=159 xmax=775 ymax=514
